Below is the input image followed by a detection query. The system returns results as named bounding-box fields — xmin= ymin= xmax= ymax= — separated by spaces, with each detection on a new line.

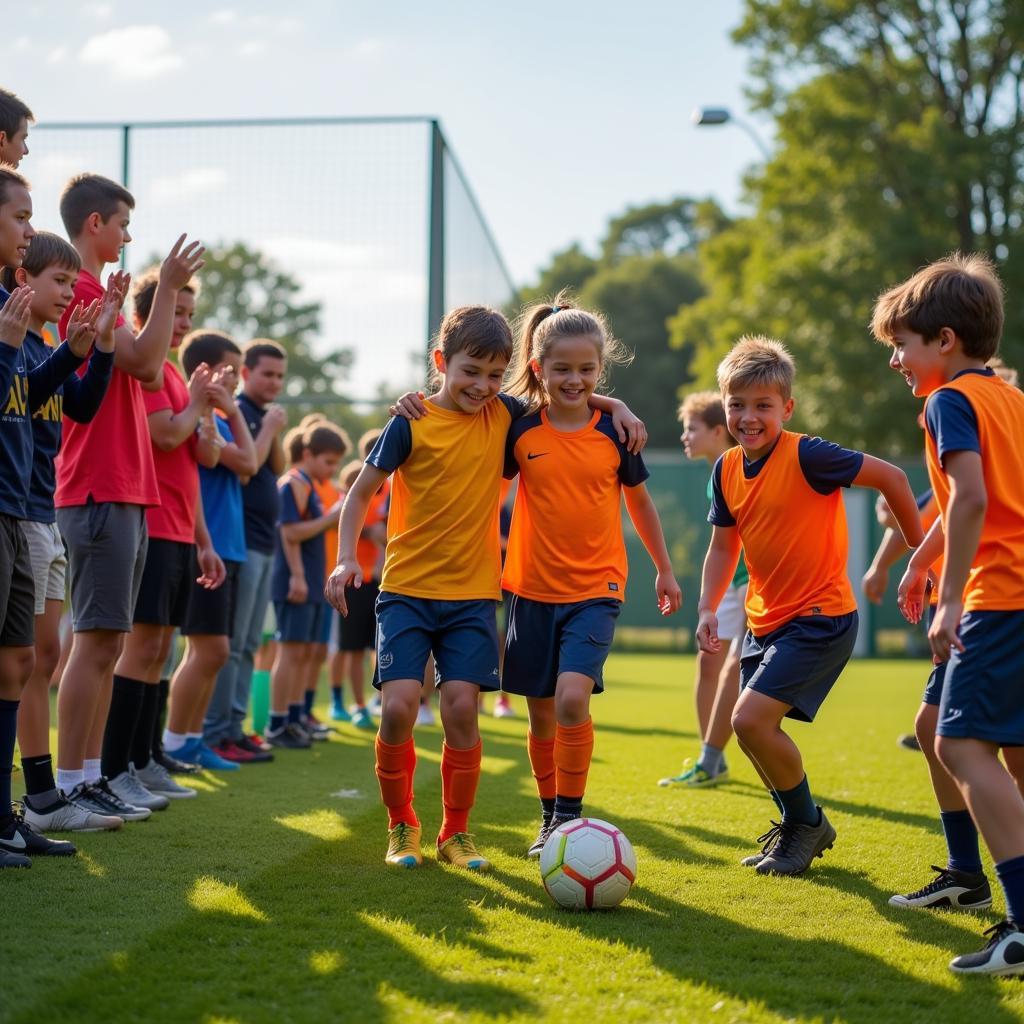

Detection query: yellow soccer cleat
xmin=437 ymin=832 xmax=491 ymax=872
xmin=385 ymin=822 xmax=423 ymax=868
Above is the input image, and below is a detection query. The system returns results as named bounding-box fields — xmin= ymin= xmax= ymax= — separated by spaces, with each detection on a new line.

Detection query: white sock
xmin=83 ymin=758 xmax=102 ymax=784
xmin=187 ymin=732 xmax=202 ymax=741
xmin=163 ymin=729 xmax=187 ymax=751
xmin=57 ymin=768 xmax=85 ymax=793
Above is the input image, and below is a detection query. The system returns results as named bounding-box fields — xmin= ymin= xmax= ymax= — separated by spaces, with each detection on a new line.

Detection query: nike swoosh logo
xmin=1 ymin=830 xmax=26 ymax=850
xmin=527 ymin=453 xmax=549 ymax=460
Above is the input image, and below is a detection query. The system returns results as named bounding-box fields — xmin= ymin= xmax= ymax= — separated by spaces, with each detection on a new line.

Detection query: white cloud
xmin=84 ymin=3 xmax=114 ymax=18
xmin=352 ymin=38 xmax=383 ymax=59
xmin=207 ymin=8 xmax=236 ymax=25
xmin=237 ymin=40 xmax=268 ymax=58
xmin=47 ymin=45 xmax=68 ymax=65
xmin=13 ymin=36 xmax=31 ymax=52
xmin=149 ymin=167 xmax=229 ymax=204
xmin=80 ymin=25 xmax=183 ymax=80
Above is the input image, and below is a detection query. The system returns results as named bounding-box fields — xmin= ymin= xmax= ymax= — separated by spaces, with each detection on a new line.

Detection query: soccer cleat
xmin=0 ymin=849 xmax=30 ymax=868
xmin=527 ymin=813 xmax=554 ymax=858
xmin=154 ymin=749 xmax=200 ymax=775
xmin=351 ymin=706 xmax=374 ymax=730
xmin=192 ymin=743 xmax=241 ymax=771
xmin=898 ymin=733 xmax=922 ymax=752
xmin=212 ymin=740 xmax=257 ymax=763
xmin=135 ymin=759 xmax=197 ymax=799
xmin=108 ymin=766 xmax=171 ymax=810
xmin=385 ymin=822 xmax=423 ymax=868
xmin=234 ymin=736 xmax=274 ymax=762
xmin=71 ymin=779 xmax=151 ymax=822
xmin=330 ymin=700 xmax=352 ymax=723
xmin=658 ymin=758 xmax=729 ymax=788
xmin=0 ymin=811 xmax=77 ymax=857
xmin=950 ymin=921 xmax=1024 ymax=975
xmin=265 ymin=725 xmax=311 ymax=750
xmin=302 ymin=715 xmax=330 ymax=742
xmin=246 ymin=733 xmax=274 ymax=753
xmin=742 ymin=821 xmax=783 ymax=867
xmin=437 ymin=832 xmax=490 ymax=871
xmin=755 ymin=808 xmax=836 ymax=876
xmin=493 ymin=697 xmax=516 ymax=719
xmin=415 ymin=702 xmax=435 ymax=727
xmin=22 ymin=792 xmax=122 ymax=832
xmin=888 ymin=865 xmax=992 ymax=910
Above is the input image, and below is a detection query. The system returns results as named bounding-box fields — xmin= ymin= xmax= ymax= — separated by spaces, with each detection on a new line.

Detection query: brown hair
xmin=358 ymin=428 xmax=383 ymax=459
xmin=678 ymin=390 xmax=727 ymax=430
xmin=717 ymin=335 xmax=796 ymax=401
xmin=304 ymin=422 xmax=350 ymax=458
xmin=871 ymin=252 xmax=1004 ymax=360
xmin=243 ymin=338 xmax=287 ymax=369
xmin=339 ymin=460 xmax=363 ymax=491
xmin=988 ymin=356 xmax=1019 ymax=389
xmin=130 ymin=264 xmax=198 ymax=327
xmin=284 ymin=426 xmax=305 ymax=465
xmin=431 ymin=305 xmax=513 ymax=385
xmin=59 ymin=173 xmax=135 ymax=240
xmin=507 ymin=290 xmax=631 ymax=407
xmin=0 ymin=231 xmax=79 ymax=292
xmin=0 ymin=89 xmax=33 ymax=140
xmin=0 ymin=162 xmax=29 ymax=208
xmin=179 ymin=329 xmax=240 ymax=377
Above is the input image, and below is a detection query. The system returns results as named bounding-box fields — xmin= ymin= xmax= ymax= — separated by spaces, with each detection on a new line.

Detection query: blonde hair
xmin=717 ymin=335 xmax=795 ymax=401
xmin=988 ymin=356 xmax=1019 ymax=388
xmin=678 ymin=390 xmax=726 ymax=428
xmin=507 ymin=289 xmax=631 ymax=407
xmin=339 ymin=460 xmax=363 ymax=491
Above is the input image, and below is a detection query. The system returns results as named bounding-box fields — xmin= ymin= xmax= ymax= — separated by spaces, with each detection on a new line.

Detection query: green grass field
xmin=7 ymin=654 xmax=1024 ymax=1024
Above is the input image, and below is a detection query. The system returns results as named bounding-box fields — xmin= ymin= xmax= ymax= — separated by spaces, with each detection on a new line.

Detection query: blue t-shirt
xmin=199 ymin=415 xmax=247 ymax=563
xmin=23 ymin=330 xmax=113 ymax=524
xmin=237 ymin=392 xmax=280 ymax=556
xmin=709 ymin=434 xmax=864 ymax=527
xmin=271 ymin=468 xmax=325 ymax=604
xmin=925 ymin=369 xmax=989 ymax=466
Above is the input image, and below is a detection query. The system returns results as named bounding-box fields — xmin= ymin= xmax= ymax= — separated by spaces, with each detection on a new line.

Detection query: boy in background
xmin=0 ymin=88 xmax=32 ymax=168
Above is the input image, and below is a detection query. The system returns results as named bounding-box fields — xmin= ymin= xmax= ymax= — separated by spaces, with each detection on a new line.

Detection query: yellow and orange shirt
xmin=313 ymin=477 xmax=342 ymax=583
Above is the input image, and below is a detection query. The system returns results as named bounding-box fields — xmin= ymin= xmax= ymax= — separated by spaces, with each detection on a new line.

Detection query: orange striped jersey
xmin=313 ymin=478 xmax=342 ymax=582
xmin=366 ymin=395 xmax=527 ymax=600
xmin=924 ymin=368 xmax=1024 ymax=611
xmin=501 ymin=409 xmax=648 ymax=603
xmin=709 ymin=430 xmax=863 ymax=635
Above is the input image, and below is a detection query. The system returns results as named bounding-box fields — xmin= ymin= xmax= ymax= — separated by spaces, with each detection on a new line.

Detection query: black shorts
xmin=134 ymin=539 xmax=195 ymax=628
xmin=339 ymin=578 xmax=379 ymax=651
xmin=182 ymin=559 xmax=241 ymax=637
xmin=0 ymin=514 xmax=35 ymax=647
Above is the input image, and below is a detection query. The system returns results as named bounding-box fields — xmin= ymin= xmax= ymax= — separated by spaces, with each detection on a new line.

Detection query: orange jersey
xmin=711 ymin=430 xmax=860 ymax=635
xmin=358 ymin=480 xmax=389 ymax=582
xmin=367 ymin=395 xmax=525 ymax=600
xmin=313 ymin=478 xmax=342 ymax=582
xmin=924 ymin=369 xmax=1024 ymax=611
xmin=501 ymin=409 xmax=648 ymax=602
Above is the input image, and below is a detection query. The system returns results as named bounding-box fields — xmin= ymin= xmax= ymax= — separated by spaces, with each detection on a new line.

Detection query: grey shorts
xmin=21 ymin=520 xmax=67 ymax=616
xmin=58 ymin=500 xmax=148 ymax=633
xmin=0 ymin=514 xmax=34 ymax=647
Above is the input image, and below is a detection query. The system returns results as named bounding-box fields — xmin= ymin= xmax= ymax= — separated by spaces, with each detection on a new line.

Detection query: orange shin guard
xmin=554 ymin=718 xmax=594 ymax=800
xmin=527 ymin=731 xmax=556 ymax=801
xmin=375 ymin=735 xmax=418 ymax=828
xmin=438 ymin=740 xmax=482 ymax=844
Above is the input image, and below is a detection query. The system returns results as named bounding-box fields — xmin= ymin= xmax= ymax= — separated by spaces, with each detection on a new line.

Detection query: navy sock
xmin=303 ymin=689 xmax=315 ymax=717
xmin=287 ymin=703 xmax=303 ymax=725
xmin=331 ymin=685 xmax=343 ymax=703
xmin=769 ymin=788 xmax=784 ymax=816
xmin=540 ymin=797 xmax=555 ymax=817
xmin=269 ymin=712 xmax=287 ymax=733
xmin=0 ymin=698 xmax=18 ymax=821
xmin=940 ymin=809 xmax=982 ymax=874
xmin=152 ymin=678 xmax=170 ymax=757
xmin=776 ymin=775 xmax=819 ymax=827
xmin=996 ymin=854 xmax=1024 ymax=927
xmin=553 ymin=794 xmax=582 ymax=819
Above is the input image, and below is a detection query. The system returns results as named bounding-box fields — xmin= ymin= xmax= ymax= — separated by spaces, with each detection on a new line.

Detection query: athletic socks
xmin=375 ymin=735 xmax=419 ymax=829
xmin=996 ymin=854 xmax=1024 ymax=927
xmin=269 ymin=712 xmax=287 ymax=734
xmin=84 ymin=758 xmax=102 ymax=784
xmin=770 ymin=789 xmax=785 ymax=816
xmin=331 ymin=685 xmax=343 ymax=704
xmin=940 ymin=809 xmax=983 ymax=874
xmin=0 ymin=698 xmax=18 ymax=818
xmin=303 ymin=689 xmax=315 ymax=717
xmin=776 ymin=775 xmax=819 ymax=827
xmin=527 ymin=731 xmax=556 ymax=801
xmin=554 ymin=719 xmax=593 ymax=802
xmin=163 ymin=729 xmax=188 ymax=752
xmin=56 ymin=768 xmax=84 ymax=793
xmin=152 ymin=678 xmax=170 ymax=757
xmin=287 ymin=703 xmax=303 ymax=725
xmin=438 ymin=740 xmax=482 ymax=843
xmin=698 ymin=742 xmax=725 ymax=776
xmin=130 ymin=683 xmax=161 ymax=769
xmin=101 ymin=675 xmax=146 ymax=779
xmin=21 ymin=753 xmax=59 ymax=806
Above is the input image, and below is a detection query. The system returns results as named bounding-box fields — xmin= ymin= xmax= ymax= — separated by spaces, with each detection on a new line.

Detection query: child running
xmin=501 ymin=298 xmax=682 ymax=856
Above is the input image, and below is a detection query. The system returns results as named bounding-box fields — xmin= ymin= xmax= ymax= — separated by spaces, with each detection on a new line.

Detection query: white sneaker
xmin=108 ymin=766 xmax=170 ymax=811
xmin=134 ymin=759 xmax=197 ymax=799
xmin=23 ymin=794 xmax=122 ymax=833
xmin=493 ymin=698 xmax=516 ymax=719
xmin=416 ymin=702 xmax=435 ymax=726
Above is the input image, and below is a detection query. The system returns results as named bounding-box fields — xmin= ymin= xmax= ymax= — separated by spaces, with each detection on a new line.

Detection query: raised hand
xmin=65 ymin=299 xmax=100 ymax=358
xmin=0 ymin=285 xmax=34 ymax=349
xmin=263 ymin=403 xmax=288 ymax=434
xmin=159 ymin=234 xmax=206 ymax=291
xmin=95 ymin=270 xmax=130 ymax=352
xmin=206 ymin=366 xmax=237 ymax=414
xmin=187 ymin=362 xmax=212 ymax=406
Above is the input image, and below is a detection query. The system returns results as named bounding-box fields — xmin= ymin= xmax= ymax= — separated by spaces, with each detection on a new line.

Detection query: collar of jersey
xmin=540 ymin=406 xmax=599 ymax=438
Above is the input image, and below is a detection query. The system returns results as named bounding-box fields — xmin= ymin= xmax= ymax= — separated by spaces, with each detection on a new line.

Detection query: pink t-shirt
xmin=55 ymin=270 xmax=160 ymax=508
xmin=142 ymin=360 xmax=198 ymax=543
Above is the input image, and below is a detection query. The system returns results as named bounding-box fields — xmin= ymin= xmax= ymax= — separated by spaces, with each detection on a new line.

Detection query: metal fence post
xmin=426 ymin=120 xmax=445 ymax=352
xmin=121 ymin=123 xmax=131 ymax=270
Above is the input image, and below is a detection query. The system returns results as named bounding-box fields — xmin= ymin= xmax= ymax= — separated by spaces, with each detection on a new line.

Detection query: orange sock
xmin=375 ymin=735 xmax=419 ymax=829
xmin=554 ymin=718 xmax=594 ymax=800
xmin=438 ymin=740 xmax=482 ymax=844
xmin=527 ymin=731 xmax=556 ymax=801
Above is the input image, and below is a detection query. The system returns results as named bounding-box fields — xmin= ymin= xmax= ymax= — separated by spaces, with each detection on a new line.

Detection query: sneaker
xmin=302 ymin=715 xmax=330 ymax=741
xmin=265 ymin=725 xmax=311 ymax=750
xmin=386 ymin=822 xmax=423 ymax=868
xmin=416 ymin=702 xmax=435 ymax=727
xmin=493 ymin=697 xmax=516 ymax=719
xmin=527 ymin=813 xmax=553 ymax=858
xmin=22 ymin=792 xmax=122 ymax=832
xmin=0 ymin=849 xmax=30 ymax=868
xmin=246 ymin=733 xmax=274 ymax=753
xmin=351 ymin=706 xmax=374 ymax=730
xmin=755 ymin=808 xmax=836 ymax=876
xmin=888 ymin=865 xmax=992 ymax=910
xmin=135 ymin=759 xmax=197 ymax=799
xmin=950 ymin=921 xmax=1024 ymax=975
xmin=212 ymin=740 xmax=257 ymax=763
xmin=330 ymin=700 xmax=352 ymax=723
xmin=234 ymin=736 xmax=274 ymax=762
xmin=154 ymin=749 xmax=200 ymax=775
xmin=658 ymin=758 xmax=729 ymax=788
xmin=74 ymin=779 xmax=151 ymax=822
xmin=193 ymin=743 xmax=241 ymax=771
xmin=437 ymin=832 xmax=490 ymax=871
xmin=0 ymin=810 xmax=77 ymax=856
xmin=741 ymin=821 xmax=783 ymax=867
xmin=108 ymin=766 xmax=171 ymax=811
xmin=898 ymin=734 xmax=922 ymax=752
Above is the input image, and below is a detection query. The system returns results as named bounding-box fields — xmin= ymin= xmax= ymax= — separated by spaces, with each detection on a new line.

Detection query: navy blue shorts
xmin=938 ymin=610 xmax=1024 ymax=744
xmin=740 ymin=612 xmax=858 ymax=722
xmin=922 ymin=605 xmax=947 ymax=706
xmin=373 ymin=592 xmax=499 ymax=691
xmin=502 ymin=594 xmax=620 ymax=698
xmin=275 ymin=600 xmax=326 ymax=644
xmin=316 ymin=599 xmax=333 ymax=645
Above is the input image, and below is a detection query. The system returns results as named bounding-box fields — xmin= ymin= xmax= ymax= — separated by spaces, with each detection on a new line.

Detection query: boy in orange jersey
xmin=696 ymin=336 xmax=922 ymax=877
xmin=878 ymin=255 xmax=1024 ymax=976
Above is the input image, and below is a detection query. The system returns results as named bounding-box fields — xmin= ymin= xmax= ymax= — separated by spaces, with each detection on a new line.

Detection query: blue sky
xmin=7 ymin=0 xmax=768 ymax=396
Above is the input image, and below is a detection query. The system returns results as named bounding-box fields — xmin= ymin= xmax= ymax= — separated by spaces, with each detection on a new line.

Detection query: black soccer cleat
xmin=888 ymin=865 xmax=992 ymax=911
xmin=527 ymin=813 xmax=553 ymax=859
xmin=741 ymin=820 xmax=783 ymax=867
xmin=950 ymin=921 xmax=1024 ymax=975
xmin=0 ymin=810 xmax=77 ymax=857
xmin=0 ymin=849 xmax=30 ymax=868
xmin=755 ymin=808 xmax=835 ymax=876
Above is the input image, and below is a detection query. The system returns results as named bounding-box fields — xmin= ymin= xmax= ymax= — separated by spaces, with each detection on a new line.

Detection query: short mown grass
xmin=6 ymin=655 xmax=1024 ymax=1023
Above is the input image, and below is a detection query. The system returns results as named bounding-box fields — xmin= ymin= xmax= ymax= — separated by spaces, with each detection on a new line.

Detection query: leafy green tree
xmin=517 ymin=243 xmax=600 ymax=306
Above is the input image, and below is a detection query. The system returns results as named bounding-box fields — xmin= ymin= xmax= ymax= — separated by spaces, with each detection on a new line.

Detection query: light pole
xmin=691 ymin=107 xmax=770 ymax=160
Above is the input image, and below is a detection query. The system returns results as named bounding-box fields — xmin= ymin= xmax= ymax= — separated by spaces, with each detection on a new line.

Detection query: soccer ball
xmin=539 ymin=818 xmax=637 ymax=910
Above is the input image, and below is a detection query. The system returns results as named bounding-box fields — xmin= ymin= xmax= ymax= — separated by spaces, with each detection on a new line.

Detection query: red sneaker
xmin=247 ymin=733 xmax=274 ymax=754
xmin=213 ymin=740 xmax=256 ymax=763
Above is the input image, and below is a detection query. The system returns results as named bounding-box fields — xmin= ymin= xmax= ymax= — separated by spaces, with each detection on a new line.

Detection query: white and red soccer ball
xmin=540 ymin=818 xmax=637 ymax=910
